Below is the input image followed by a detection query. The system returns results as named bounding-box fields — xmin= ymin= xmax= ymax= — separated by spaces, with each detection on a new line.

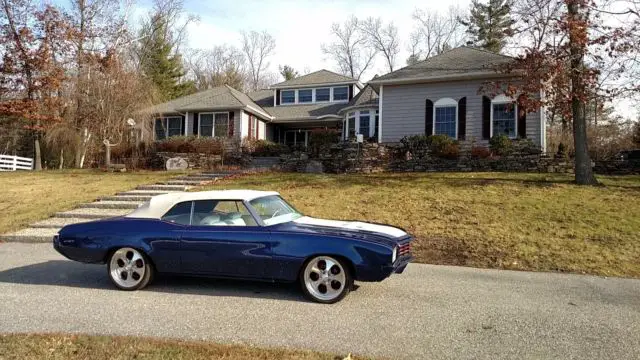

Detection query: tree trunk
xmin=59 ymin=148 xmax=64 ymax=169
xmin=34 ymin=136 xmax=42 ymax=171
xmin=104 ymin=140 xmax=111 ymax=167
xmin=567 ymin=0 xmax=598 ymax=185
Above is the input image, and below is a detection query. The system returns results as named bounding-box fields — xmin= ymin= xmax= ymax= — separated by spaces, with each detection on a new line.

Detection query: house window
xmin=359 ymin=111 xmax=371 ymax=138
xmin=316 ymin=88 xmax=330 ymax=102
xmin=281 ymin=90 xmax=295 ymax=104
xmin=167 ymin=117 xmax=182 ymax=137
xmin=199 ymin=114 xmax=214 ymax=137
xmin=433 ymin=98 xmax=457 ymax=138
xmin=214 ymin=113 xmax=229 ymax=138
xmin=155 ymin=116 xmax=183 ymax=140
xmin=298 ymin=89 xmax=313 ymax=103
xmin=347 ymin=112 xmax=356 ymax=139
xmin=491 ymin=95 xmax=517 ymax=138
xmin=333 ymin=86 xmax=348 ymax=101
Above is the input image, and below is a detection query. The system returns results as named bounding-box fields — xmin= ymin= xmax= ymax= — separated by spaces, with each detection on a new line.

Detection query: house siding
xmin=240 ymin=111 xmax=250 ymax=139
xmin=381 ymin=79 xmax=543 ymax=149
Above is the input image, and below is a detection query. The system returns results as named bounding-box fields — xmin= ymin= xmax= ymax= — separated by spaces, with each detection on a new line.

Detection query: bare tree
xmin=321 ymin=16 xmax=378 ymax=80
xmin=184 ymin=45 xmax=247 ymax=91
xmin=406 ymin=32 xmax=423 ymax=65
xmin=411 ymin=6 xmax=466 ymax=58
xmin=360 ymin=17 xmax=400 ymax=72
xmin=241 ymin=30 xmax=276 ymax=91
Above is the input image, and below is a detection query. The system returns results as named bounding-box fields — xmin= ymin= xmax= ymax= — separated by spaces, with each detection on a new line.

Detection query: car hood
xmin=277 ymin=216 xmax=408 ymax=247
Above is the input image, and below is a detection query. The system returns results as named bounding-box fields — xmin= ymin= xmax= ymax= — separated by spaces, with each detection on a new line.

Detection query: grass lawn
xmin=0 ymin=334 xmax=363 ymax=360
xmin=203 ymin=172 xmax=640 ymax=278
xmin=0 ymin=170 xmax=183 ymax=234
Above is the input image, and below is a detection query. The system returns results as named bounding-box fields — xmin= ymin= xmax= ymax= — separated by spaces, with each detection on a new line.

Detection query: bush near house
xmin=308 ymin=129 xmax=341 ymax=156
xmin=156 ymin=136 xmax=224 ymax=155
xmin=489 ymin=135 xmax=540 ymax=156
xmin=242 ymin=139 xmax=290 ymax=157
xmin=399 ymin=134 xmax=460 ymax=159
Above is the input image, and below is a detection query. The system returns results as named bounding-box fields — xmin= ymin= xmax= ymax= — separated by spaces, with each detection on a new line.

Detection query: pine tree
xmin=460 ymin=0 xmax=514 ymax=53
xmin=138 ymin=14 xmax=194 ymax=100
xmin=279 ymin=65 xmax=299 ymax=81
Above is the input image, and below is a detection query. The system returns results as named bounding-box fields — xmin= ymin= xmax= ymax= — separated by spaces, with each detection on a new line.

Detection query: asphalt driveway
xmin=1 ymin=243 xmax=639 ymax=360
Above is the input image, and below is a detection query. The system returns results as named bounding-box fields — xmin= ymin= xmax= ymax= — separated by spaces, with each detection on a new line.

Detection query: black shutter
xmin=181 ymin=116 xmax=186 ymax=136
xmin=192 ymin=112 xmax=199 ymax=136
xmin=348 ymin=85 xmax=354 ymax=100
xmin=458 ymin=97 xmax=467 ymax=140
xmin=482 ymin=96 xmax=491 ymax=139
xmin=228 ymin=111 xmax=235 ymax=137
xmin=517 ymin=95 xmax=527 ymax=138
xmin=276 ymin=90 xmax=281 ymax=105
xmin=425 ymin=99 xmax=434 ymax=135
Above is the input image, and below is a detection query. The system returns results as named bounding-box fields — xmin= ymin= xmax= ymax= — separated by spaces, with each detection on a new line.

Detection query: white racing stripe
xmin=293 ymin=216 xmax=407 ymax=238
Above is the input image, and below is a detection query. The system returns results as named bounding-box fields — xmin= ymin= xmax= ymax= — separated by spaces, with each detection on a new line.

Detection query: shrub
xmin=400 ymin=134 xmax=459 ymax=159
xmin=512 ymin=138 xmax=541 ymax=155
xmin=471 ymin=146 xmax=492 ymax=159
xmin=308 ymin=129 xmax=341 ymax=156
xmin=156 ymin=136 xmax=224 ymax=155
xmin=489 ymin=134 xmax=513 ymax=155
xmin=242 ymin=138 xmax=290 ymax=156
xmin=191 ymin=137 xmax=224 ymax=155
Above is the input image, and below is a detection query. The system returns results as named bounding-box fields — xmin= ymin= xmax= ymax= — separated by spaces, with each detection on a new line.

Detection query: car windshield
xmin=249 ymin=195 xmax=302 ymax=226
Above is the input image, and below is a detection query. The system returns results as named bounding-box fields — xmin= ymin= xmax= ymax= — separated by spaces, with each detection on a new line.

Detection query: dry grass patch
xmin=0 ymin=334 xmax=366 ymax=360
xmin=0 ymin=170 xmax=183 ymax=234
xmin=204 ymin=172 xmax=640 ymax=278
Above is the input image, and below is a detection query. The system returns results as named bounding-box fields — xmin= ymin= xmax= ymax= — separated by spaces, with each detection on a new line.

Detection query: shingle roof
xmin=247 ymin=89 xmax=347 ymax=120
xmin=270 ymin=69 xmax=358 ymax=88
xmin=371 ymin=47 xmax=514 ymax=84
xmin=142 ymin=85 xmax=270 ymax=118
xmin=341 ymin=85 xmax=378 ymax=112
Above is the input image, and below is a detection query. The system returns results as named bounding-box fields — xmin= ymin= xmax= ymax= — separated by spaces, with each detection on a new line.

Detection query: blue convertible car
xmin=54 ymin=190 xmax=412 ymax=303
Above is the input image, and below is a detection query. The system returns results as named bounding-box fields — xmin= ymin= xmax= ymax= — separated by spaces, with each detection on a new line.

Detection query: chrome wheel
xmin=303 ymin=256 xmax=347 ymax=302
xmin=109 ymin=248 xmax=146 ymax=289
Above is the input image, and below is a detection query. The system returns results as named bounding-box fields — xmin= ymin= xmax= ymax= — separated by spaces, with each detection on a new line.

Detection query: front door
xmin=179 ymin=199 xmax=272 ymax=279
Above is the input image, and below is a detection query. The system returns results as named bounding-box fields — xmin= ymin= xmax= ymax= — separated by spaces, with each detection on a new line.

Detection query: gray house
xmin=144 ymin=47 xmax=545 ymax=152
xmin=369 ymin=46 xmax=546 ymax=151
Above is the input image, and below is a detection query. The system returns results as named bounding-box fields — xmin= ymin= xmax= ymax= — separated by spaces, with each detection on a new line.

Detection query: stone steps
xmin=30 ymin=217 xmax=94 ymax=229
xmin=162 ymin=179 xmax=210 ymax=186
xmin=0 ymin=227 xmax=59 ymax=243
xmin=100 ymin=195 xmax=153 ymax=202
xmin=77 ymin=201 xmax=142 ymax=209
xmin=117 ymin=190 xmax=183 ymax=196
xmin=54 ymin=208 xmax=131 ymax=219
xmin=136 ymin=184 xmax=189 ymax=191
xmin=175 ymin=175 xmax=222 ymax=181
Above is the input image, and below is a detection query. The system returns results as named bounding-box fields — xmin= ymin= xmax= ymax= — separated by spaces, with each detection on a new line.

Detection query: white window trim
xmin=490 ymin=95 xmax=518 ymax=139
xmin=433 ymin=98 xmax=458 ymax=139
xmin=280 ymin=90 xmax=296 ymax=105
xmin=278 ymin=86 xmax=349 ymax=105
xmin=332 ymin=86 xmax=349 ymax=102
xmin=198 ymin=112 xmax=229 ymax=138
xmin=344 ymin=109 xmax=376 ymax=139
xmin=298 ymin=88 xmax=313 ymax=103
xmin=315 ymin=87 xmax=331 ymax=103
xmin=155 ymin=116 xmax=183 ymax=140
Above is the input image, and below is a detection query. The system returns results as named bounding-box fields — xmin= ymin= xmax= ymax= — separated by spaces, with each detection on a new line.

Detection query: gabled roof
xmin=339 ymin=85 xmax=378 ymax=114
xmin=370 ymin=47 xmax=515 ymax=85
xmin=270 ymin=69 xmax=359 ymax=89
xmin=247 ymin=88 xmax=346 ymax=121
xmin=142 ymin=85 xmax=272 ymax=119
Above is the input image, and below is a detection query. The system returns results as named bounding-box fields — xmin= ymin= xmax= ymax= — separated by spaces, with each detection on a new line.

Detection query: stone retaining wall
xmin=155 ymin=152 xmax=223 ymax=170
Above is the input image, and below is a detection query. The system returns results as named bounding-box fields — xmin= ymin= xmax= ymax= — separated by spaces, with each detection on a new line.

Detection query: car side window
xmin=192 ymin=200 xmax=257 ymax=227
xmin=161 ymin=201 xmax=193 ymax=225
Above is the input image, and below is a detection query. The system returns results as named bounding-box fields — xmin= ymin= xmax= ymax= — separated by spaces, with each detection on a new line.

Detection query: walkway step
xmin=0 ymin=227 xmax=59 ymax=243
xmin=117 ymin=190 xmax=183 ymax=196
xmin=78 ymin=201 xmax=142 ymax=209
xmin=176 ymin=176 xmax=221 ymax=181
xmin=54 ymin=208 xmax=131 ymax=219
xmin=100 ymin=195 xmax=153 ymax=202
xmin=162 ymin=180 xmax=210 ymax=186
xmin=30 ymin=217 xmax=93 ymax=229
xmin=137 ymin=184 xmax=189 ymax=191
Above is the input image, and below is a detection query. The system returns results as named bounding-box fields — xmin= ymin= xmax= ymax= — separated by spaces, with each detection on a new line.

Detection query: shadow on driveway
xmin=0 ymin=260 xmax=322 ymax=303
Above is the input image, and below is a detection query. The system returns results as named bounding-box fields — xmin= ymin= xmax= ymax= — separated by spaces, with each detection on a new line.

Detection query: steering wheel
xmin=271 ymin=209 xmax=281 ymax=219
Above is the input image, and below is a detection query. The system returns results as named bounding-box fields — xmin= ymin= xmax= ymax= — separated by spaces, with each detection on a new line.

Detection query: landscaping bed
xmin=202 ymin=172 xmax=640 ymax=278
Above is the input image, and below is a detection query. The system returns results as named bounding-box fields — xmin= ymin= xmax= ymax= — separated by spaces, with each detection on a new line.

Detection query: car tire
xmin=107 ymin=247 xmax=154 ymax=291
xmin=300 ymin=255 xmax=353 ymax=304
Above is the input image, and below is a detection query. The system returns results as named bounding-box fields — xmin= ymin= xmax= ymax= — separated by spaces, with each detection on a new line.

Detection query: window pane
xmin=333 ymin=86 xmax=348 ymax=101
xmin=348 ymin=116 xmax=355 ymax=138
xmin=161 ymin=201 xmax=192 ymax=225
xmin=155 ymin=119 xmax=166 ymax=140
xmin=492 ymin=103 xmax=516 ymax=137
xmin=298 ymin=89 xmax=312 ymax=103
xmin=249 ymin=195 xmax=301 ymax=226
xmin=214 ymin=113 xmax=229 ymax=138
xmin=434 ymin=106 xmax=456 ymax=138
xmin=192 ymin=200 xmax=253 ymax=226
xmin=199 ymin=114 xmax=213 ymax=137
xmin=281 ymin=90 xmax=295 ymax=104
xmin=316 ymin=88 xmax=330 ymax=101
xmin=359 ymin=112 xmax=370 ymax=138
xmin=167 ymin=117 xmax=182 ymax=137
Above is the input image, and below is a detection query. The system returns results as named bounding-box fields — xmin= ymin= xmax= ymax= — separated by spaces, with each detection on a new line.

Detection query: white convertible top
xmin=125 ymin=190 xmax=280 ymax=219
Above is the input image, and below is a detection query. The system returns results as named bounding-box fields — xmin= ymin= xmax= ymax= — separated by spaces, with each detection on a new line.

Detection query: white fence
xmin=0 ymin=155 xmax=34 ymax=171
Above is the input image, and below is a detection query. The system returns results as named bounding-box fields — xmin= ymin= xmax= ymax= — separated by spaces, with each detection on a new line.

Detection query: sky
xmin=134 ymin=0 xmax=471 ymax=83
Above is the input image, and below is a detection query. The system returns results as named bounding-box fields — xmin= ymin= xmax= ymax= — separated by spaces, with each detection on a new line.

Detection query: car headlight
xmin=392 ymin=246 xmax=397 ymax=263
